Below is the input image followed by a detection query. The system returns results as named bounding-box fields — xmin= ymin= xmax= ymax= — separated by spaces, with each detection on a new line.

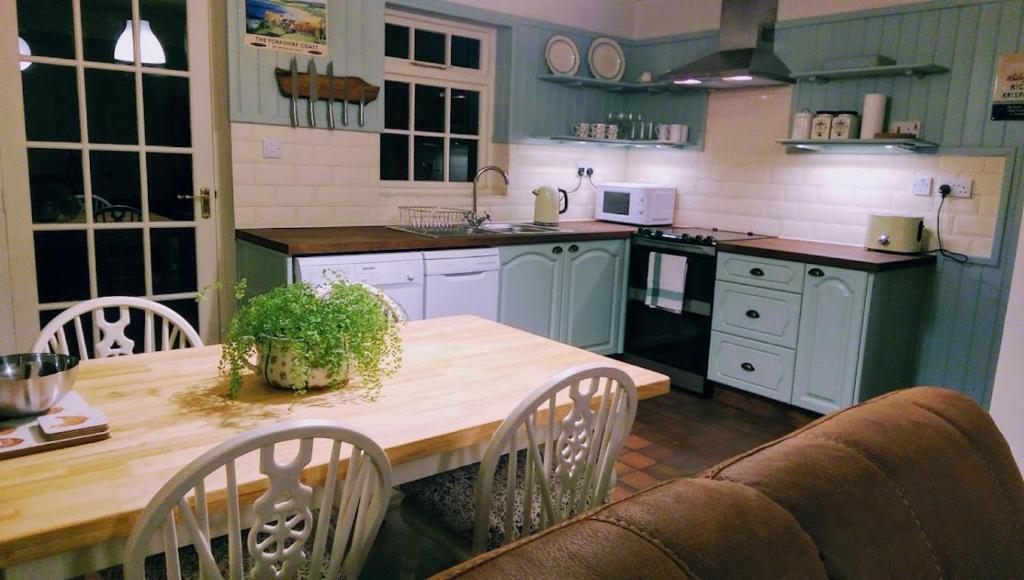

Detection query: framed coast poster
xmin=245 ymin=0 xmax=329 ymax=56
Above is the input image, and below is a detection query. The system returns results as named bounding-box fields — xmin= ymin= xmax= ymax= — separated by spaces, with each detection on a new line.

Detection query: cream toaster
xmin=865 ymin=214 xmax=925 ymax=253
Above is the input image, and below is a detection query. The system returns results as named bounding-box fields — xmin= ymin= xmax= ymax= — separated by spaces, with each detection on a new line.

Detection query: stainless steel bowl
xmin=0 ymin=353 xmax=79 ymax=417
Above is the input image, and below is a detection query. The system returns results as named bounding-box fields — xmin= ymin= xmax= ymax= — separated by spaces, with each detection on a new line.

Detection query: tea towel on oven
xmin=645 ymin=252 xmax=686 ymax=314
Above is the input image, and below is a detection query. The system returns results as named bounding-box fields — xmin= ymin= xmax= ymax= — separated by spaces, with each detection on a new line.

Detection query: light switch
xmin=262 ymin=138 xmax=283 ymax=159
xmin=912 ymin=176 xmax=932 ymax=196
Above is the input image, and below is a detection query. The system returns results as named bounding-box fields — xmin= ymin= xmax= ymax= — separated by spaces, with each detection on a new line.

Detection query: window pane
xmin=147 ymin=153 xmax=194 ymax=221
xmin=385 ymin=24 xmax=409 ymax=59
xmin=380 ymin=134 xmax=409 ymax=181
xmin=86 ymin=69 xmax=138 ymax=145
xmin=143 ymin=74 xmax=191 ymax=147
xmin=384 ymin=81 xmax=409 ymax=130
xmin=414 ymin=136 xmax=444 ymax=182
xmin=22 ymin=64 xmax=80 ymax=142
xmin=451 ymin=36 xmax=480 ymax=69
xmin=414 ymin=84 xmax=445 ymax=133
xmin=34 ymin=230 xmax=89 ymax=303
xmin=95 ymin=229 xmax=145 ymax=296
xmin=449 ymin=138 xmax=478 ymax=183
xmin=91 ymin=151 xmax=141 ymax=222
xmin=81 ymin=0 xmax=132 ymax=64
xmin=151 ymin=228 xmax=196 ymax=294
xmin=28 ymin=149 xmax=84 ymax=224
xmin=414 ymin=29 xmax=445 ymax=65
xmin=141 ymin=0 xmax=188 ymax=70
xmin=450 ymin=89 xmax=479 ymax=136
xmin=17 ymin=0 xmax=75 ymax=60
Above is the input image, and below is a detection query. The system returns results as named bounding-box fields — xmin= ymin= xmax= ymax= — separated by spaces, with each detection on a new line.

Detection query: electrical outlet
xmin=575 ymin=162 xmax=593 ymax=177
xmin=262 ymin=138 xmax=283 ymax=159
xmin=949 ymin=177 xmax=973 ymax=198
xmin=912 ymin=175 xmax=933 ymax=196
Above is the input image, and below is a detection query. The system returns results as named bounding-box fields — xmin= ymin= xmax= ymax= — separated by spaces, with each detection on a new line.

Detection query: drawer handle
xmin=552 ymin=246 xmax=563 ymax=255
xmin=745 ymin=310 xmax=760 ymax=319
xmin=808 ymin=268 xmax=825 ymax=277
xmin=741 ymin=362 xmax=756 ymax=372
xmin=568 ymin=244 xmax=579 ymax=253
xmin=749 ymin=267 xmax=765 ymax=277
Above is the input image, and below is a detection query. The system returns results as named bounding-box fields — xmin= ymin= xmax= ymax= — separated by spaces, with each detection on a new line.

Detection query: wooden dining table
xmin=0 ymin=315 xmax=669 ymax=578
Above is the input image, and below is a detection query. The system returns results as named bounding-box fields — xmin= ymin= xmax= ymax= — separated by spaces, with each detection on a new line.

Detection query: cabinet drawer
xmin=708 ymin=332 xmax=795 ymax=403
xmin=716 ymin=252 xmax=804 ymax=293
xmin=712 ymin=282 xmax=801 ymax=348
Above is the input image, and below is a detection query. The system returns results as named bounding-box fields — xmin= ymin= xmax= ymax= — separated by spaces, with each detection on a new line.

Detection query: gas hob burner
xmin=633 ymin=227 xmax=771 ymax=247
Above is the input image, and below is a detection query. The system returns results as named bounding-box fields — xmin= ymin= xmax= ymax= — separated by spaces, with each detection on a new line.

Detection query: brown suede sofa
xmin=434 ymin=387 xmax=1024 ymax=579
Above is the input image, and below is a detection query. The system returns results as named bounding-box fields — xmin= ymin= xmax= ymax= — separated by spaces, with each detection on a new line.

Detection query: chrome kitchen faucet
xmin=468 ymin=166 xmax=509 ymax=227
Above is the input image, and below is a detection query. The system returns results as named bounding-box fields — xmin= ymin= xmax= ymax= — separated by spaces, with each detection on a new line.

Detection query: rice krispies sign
xmin=245 ymin=0 xmax=328 ymax=56
xmin=992 ymin=54 xmax=1024 ymax=120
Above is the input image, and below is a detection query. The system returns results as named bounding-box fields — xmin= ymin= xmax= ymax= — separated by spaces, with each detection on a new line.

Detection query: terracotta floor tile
xmin=619 ymin=470 xmax=661 ymax=491
xmin=640 ymin=444 xmax=677 ymax=461
xmin=618 ymin=450 xmax=657 ymax=470
xmin=614 ymin=461 xmax=635 ymax=476
xmin=645 ymin=462 xmax=687 ymax=482
xmin=624 ymin=433 xmax=652 ymax=450
xmin=611 ymin=486 xmax=635 ymax=502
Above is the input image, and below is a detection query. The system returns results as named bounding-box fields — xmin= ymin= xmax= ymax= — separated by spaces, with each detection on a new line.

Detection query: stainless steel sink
xmin=388 ymin=223 xmax=570 ymax=238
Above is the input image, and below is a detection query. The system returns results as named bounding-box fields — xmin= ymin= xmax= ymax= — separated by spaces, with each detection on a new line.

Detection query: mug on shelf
xmin=657 ymin=124 xmax=671 ymax=142
xmin=669 ymin=124 xmax=688 ymax=144
xmin=606 ymin=125 xmax=619 ymax=140
xmin=572 ymin=122 xmax=591 ymax=137
xmin=590 ymin=123 xmax=607 ymax=139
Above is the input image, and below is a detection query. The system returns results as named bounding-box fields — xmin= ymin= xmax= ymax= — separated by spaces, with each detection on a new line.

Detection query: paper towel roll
xmin=860 ymin=93 xmax=886 ymax=139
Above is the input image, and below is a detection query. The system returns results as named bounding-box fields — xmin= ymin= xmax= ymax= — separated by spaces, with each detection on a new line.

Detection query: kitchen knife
xmin=289 ymin=57 xmax=299 ymax=127
xmin=341 ymin=75 xmax=349 ymax=126
xmin=325 ymin=61 xmax=336 ymax=130
xmin=358 ymin=85 xmax=365 ymax=127
xmin=307 ymin=59 xmax=318 ymax=128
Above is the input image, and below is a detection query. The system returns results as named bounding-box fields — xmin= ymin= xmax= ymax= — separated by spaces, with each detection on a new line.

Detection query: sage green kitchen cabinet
xmin=791 ymin=265 xmax=868 ymax=414
xmin=711 ymin=252 xmax=928 ymax=414
xmin=498 ymin=243 xmax=564 ymax=340
xmin=499 ymin=239 xmax=627 ymax=355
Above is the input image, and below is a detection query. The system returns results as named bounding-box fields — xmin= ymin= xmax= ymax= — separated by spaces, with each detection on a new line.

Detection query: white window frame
xmin=382 ymin=10 xmax=495 ymax=195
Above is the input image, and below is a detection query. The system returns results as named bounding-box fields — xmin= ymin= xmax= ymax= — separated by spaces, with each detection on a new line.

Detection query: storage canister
xmin=810 ymin=112 xmax=834 ymax=140
xmin=830 ymin=111 xmax=861 ymax=140
xmin=791 ymin=109 xmax=812 ymax=139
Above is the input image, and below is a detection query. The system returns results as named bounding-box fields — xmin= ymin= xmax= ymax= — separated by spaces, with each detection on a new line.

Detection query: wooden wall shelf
xmin=537 ymin=74 xmax=691 ymax=94
xmin=792 ymin=63 xmax=949 ymax=83
xmin=776 ymin=138 xmax=939 ymax=154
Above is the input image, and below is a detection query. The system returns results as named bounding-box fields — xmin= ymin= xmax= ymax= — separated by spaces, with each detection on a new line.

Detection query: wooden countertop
xmin=236 ymin=221 xmax=637 ymax=255
xmin=716 ymin=237 xmax=936 ymax=272
xmin=0 ymin=316 xmax=668 ymax=567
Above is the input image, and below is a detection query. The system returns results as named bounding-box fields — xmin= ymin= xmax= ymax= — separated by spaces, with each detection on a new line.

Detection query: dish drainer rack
xmin=398 ymin=206 xmax=472 ymax=230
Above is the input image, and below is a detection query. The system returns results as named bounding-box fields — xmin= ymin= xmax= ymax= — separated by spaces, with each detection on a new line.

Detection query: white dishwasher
xmin=423 ymin=248 xmax=500 ymax=321
xmin=293 ymin=252 xmax=424 ymax=321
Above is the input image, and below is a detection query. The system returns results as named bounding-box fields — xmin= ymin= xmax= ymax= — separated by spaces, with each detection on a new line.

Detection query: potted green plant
xmin=220 ymin=280 xmax=403 ymax=399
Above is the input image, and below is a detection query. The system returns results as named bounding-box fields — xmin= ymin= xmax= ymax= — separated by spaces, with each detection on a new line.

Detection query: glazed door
xmin=0 ymin=0 xmax=219 ymax=349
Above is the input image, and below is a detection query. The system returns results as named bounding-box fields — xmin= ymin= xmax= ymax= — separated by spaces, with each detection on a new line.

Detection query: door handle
xmin=568 ymin=244 xmax=579 ymax=253
xmin=749 ymin=267 xmax=764 ymax=277
xmin=552 ymin=246 xmax=563 ymax=255
xmin=741 ymin=362 xmax=755 ymax=372
xmin=745 ymin=310 xmax=760 ymax=319
xmin=177 ymin=187 xmax=212 ymax=219
xmin=808 ymin=268 xmax=825 ymax=277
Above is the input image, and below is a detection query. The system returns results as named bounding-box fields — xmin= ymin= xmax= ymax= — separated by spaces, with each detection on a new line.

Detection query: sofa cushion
xmin=701 ymin=387 xmax=1024 ymax=579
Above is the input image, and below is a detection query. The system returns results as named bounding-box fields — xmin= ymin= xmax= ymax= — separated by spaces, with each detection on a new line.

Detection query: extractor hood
xmin=658 ymin=0 xmax=792 ymax=89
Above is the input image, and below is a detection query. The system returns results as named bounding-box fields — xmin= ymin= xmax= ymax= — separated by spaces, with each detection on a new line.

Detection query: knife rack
xmin=274 ymin=69 xmax=380 ymax=104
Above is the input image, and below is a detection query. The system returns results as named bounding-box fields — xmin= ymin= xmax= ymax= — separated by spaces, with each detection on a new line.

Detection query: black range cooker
xmin=622 ymin=227 xmax=774 ymax=395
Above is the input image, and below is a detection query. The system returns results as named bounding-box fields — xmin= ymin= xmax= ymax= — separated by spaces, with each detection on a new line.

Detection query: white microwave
xmin=595 ymin=182 xmax=676 ymax=225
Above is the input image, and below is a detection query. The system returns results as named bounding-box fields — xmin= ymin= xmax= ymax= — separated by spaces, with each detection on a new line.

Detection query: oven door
xmin=622 ymin=238 xmax=717 ymax=394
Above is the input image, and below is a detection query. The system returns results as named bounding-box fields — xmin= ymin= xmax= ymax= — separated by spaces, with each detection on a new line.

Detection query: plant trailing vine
xmin=220 ymin=280 xmax=402 ymax=399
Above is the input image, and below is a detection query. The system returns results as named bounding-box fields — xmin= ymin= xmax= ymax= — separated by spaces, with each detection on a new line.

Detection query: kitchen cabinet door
xmin=793 ymin=265 xmax=869 ymax=414
xmin=560 ymin=240 xmax=625 ymax=355
xmin=498 ymin=243 xmax=564 ymax=339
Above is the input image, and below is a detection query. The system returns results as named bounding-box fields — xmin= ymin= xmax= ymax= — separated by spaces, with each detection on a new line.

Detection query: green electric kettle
xmin=532 ymin=185 xmax=569 ymax=226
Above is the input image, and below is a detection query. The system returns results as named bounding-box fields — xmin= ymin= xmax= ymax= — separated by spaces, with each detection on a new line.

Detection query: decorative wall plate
xmin=545 ymin=35 xmax=580 ymax=76
xmin=588 ymin=37 xmax=625 ymax=82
